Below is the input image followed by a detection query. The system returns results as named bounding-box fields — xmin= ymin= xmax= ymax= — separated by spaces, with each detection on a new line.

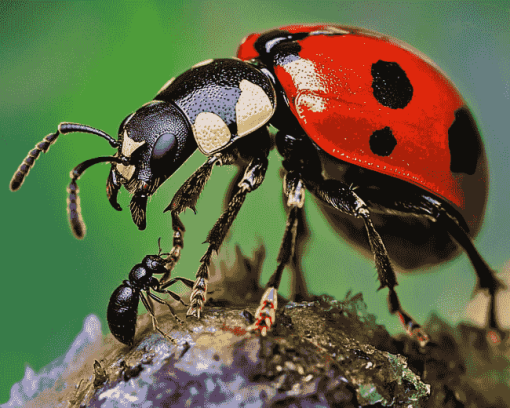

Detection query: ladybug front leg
xmin=247 ymin=171 xmax=304 ymax=335
xmin=159 ymin=156 xmax=222 ymax=284
xmin=186 ymin=153 xmax=269 ymax=319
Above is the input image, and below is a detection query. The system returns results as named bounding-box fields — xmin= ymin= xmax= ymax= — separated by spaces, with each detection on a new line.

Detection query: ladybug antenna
xmin=68 ymin=155 xmax=126 ymax=239
xmin=10 ymin=122 xmax=120 ymax=192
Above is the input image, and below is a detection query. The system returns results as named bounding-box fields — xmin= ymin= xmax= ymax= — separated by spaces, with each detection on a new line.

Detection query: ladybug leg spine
xmin=139 ymin=290 xmax=177 ymax=344
xmin=248 ymin=171 xmax=304 ymax=336
xmin=187 ymin=153 xmax=269 ymax=319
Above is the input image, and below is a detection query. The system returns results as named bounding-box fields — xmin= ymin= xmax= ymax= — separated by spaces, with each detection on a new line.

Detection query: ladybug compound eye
xmin=151 ymin=132 xmax=178 ymax=167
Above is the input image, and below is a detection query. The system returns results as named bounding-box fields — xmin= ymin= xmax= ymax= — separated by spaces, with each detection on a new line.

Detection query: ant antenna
xmin=157 ymin=237 xmax=171 ymax=257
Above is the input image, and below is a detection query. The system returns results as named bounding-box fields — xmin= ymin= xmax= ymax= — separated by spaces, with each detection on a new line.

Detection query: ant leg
xmin=247 ymin=171 xmax=304 ymax=336
xmin=147 ymin=289 xmax=185 ymax=325
xmin=139 ymin=291 xmax=177 ymax=344
xmin=155 ymin=277 xmax=194 ymax=308
xmin=161 ymin=277 xmax=195 ymax=289
xmin=187 ymin=154 xmax=269 ymax=319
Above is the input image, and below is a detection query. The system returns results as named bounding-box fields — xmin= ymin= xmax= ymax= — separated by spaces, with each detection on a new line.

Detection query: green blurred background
xmin=1 ymin=1 xmax=509 ymax=403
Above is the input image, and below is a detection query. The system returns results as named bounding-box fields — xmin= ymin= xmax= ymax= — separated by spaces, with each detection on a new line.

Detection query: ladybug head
xmin=108 ymin=101 xmax=197 ymax=231
xmin=10 ymin=101 xmax=196 ymax=239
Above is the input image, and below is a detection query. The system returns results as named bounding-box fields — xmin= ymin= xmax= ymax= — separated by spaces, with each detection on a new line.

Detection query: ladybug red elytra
xmin=10 ymin=23 xmax=503 ymax=345
xmin=238 ymin=24 xmax=479 ymax=210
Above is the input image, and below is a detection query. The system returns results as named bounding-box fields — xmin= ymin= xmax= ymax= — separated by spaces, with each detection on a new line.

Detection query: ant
xmin=107 ymin=238 xmax=194 ymax=346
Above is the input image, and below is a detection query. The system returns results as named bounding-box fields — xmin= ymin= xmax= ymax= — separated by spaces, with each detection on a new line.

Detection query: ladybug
xmin=10 ymin=24 xmax=503 ymax=345
xmin=236 ymin=24 xmax=503 ymax=340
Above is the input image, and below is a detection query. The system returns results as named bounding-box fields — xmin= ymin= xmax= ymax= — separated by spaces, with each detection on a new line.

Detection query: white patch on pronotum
xmin=192 ymin=112 xmax=231 ymax=155
xmin=235 ymin=80 xmax=274 ymax=137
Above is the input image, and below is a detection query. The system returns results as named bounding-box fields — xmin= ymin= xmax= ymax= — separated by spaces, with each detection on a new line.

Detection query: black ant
xmin=107 ymin=239 xmax=194 ymax=346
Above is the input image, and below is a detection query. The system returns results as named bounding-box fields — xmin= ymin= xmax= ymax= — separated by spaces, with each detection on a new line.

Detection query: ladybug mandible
xmin=10 ymin=24 xmax=503 ymax=345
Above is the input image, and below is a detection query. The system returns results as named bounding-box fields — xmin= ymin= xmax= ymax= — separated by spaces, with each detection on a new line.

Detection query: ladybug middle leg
xmin=247 ymin=171 xmax=304 ymax=335
xmin=253 ymin=130 xmax=430 ymax=343
xmin=186 ymin=128 xmax=271 ymax=319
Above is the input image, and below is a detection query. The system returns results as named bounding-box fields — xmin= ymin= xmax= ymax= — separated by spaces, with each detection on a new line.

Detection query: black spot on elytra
xmin=371 ymin=60 xmax=413 ymax=109
xmin=370 ymin=127 xmax=397 ymax=156
xmin=448 ymin=107 xmax=481 ymax=175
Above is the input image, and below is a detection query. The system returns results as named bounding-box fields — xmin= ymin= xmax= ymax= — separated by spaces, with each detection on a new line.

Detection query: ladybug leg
xmin=166 ymin=154 xmax=221 ymax=215
xmin=306 ymin=177 xmax=430 ymax=345
xmin=367 ymin=188 xmax=505 ymax=338
xmin=159 ymin=213 xmax=185 ymax=286
xmin=158 ymin=156 xmax=222 ymax=281
xmin=247 ymin=171 xmax=305 ymax=335
xmin=438 ymin=209 xmax=506 ymax=338
xmin=186 ymin=154 xmax=269 ymax=319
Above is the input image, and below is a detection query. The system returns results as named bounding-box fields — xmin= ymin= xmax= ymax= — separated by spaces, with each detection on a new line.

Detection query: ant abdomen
xmin=107 ymin=283 xmax=140 ymax=346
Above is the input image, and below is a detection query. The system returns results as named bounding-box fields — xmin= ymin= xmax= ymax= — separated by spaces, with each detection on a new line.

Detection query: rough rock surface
xmin=3 ymin=294 xmax=428 ymax=408
xmin=3 ymin=244 xmax=508 ymax=407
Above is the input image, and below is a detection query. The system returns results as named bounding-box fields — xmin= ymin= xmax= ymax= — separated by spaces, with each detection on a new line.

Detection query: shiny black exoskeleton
xmin=107 ymin=250 xmax=193 ymax=346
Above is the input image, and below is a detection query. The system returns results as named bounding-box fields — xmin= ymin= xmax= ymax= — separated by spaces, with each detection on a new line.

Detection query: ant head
xmin=11 ymin=101 xmax=197 ymax=239
xmin=108 ymin=101 xmax=197 ymax=230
